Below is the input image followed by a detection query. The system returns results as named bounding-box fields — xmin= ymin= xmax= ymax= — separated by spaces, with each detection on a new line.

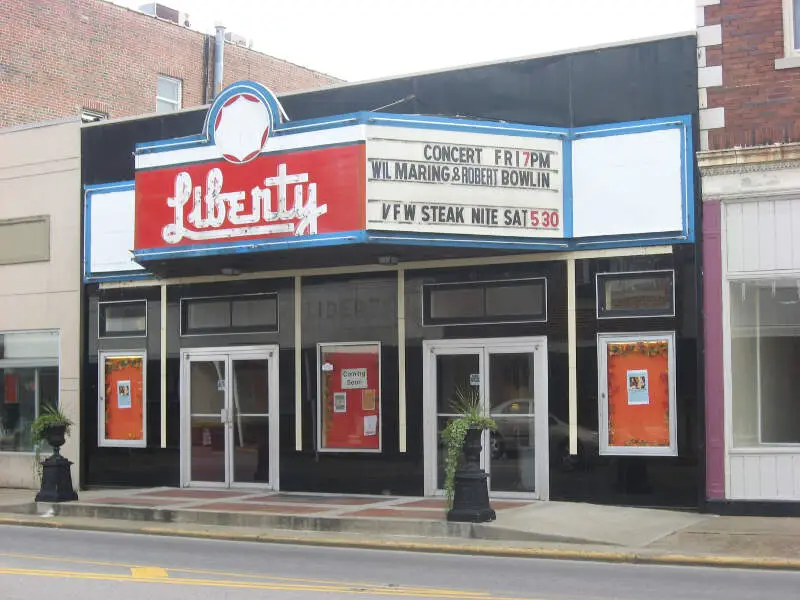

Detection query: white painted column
xmin=294 ymin=275 xmax=303 ymax=451
xmin=696 ymin=0 xmax=724 ymax=150
xmin=160 ymin=282 xmax=167 ymax=448
xmin=398 ymin=268 xmax=407 ymax=453
xmin=567 ymin=258 xmax=578 ymax=455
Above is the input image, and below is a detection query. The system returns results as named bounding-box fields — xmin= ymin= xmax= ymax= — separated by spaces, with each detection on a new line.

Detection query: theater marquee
xmin=79 ymin=80 xmax=693 ymax=275
xmin=365 ymin=128 xmax=564 ymax=238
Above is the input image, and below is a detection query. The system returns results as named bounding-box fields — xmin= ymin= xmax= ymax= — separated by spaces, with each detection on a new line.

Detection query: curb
xmin=2 ymin=515 xmax=800 ymax=571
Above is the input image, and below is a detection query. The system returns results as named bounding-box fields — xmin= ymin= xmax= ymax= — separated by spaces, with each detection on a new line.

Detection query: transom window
xmin=99 ymin=301 xmax=147 ymax=338
xmin=422 ymin=278 xmax=547 ymax=326
xmin=181 ymin=293 xmax=278 ymax=335
xmin=596 ymin=270 xmax=675 ymax=319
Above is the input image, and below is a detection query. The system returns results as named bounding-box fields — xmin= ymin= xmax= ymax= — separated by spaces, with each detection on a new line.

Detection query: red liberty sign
xmin=134 ymin=144 xmax=366 ymax=252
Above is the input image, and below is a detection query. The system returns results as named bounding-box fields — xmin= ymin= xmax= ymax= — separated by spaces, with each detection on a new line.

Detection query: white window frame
xmin=776 ymin=0 xmax=800 ymax=69
xmin=156 ymin=75 xmax=182 ymax=113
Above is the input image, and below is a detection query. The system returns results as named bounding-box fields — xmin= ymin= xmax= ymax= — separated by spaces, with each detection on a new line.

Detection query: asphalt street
xmin=0 ymin=525 xmax=798 ymax=599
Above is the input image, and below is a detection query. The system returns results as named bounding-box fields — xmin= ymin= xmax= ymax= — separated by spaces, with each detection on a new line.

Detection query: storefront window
xmin=0 ymin=331 xmax=59 ymax=452
xmin=731 ymin=280 xmax=800 ymax=446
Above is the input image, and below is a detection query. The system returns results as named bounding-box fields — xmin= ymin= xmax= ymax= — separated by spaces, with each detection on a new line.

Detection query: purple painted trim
xmin=703 ymin=200 xmax=726 ymax=500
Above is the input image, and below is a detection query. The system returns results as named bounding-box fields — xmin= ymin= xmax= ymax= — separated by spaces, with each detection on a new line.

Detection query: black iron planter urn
xmin=35 ymin=425 xmax=78 ymax=503
xmin=447 ymin=426 xmax=496 ymax=523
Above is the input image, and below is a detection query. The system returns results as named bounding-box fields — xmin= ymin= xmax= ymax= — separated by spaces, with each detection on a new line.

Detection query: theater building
xmin=80 ymin=34 xmax=702 ymax=506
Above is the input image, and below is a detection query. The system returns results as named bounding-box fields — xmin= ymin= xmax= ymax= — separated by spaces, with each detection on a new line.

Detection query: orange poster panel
xmin=104 ymin=356 xmax=144 ymax=442
xmin=606 ymin=340 xmax=670 ymax=448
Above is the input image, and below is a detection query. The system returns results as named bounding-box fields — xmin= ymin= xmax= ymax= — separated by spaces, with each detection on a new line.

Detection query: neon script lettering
xmin=162 ymin=163 xmax=328 ymax=244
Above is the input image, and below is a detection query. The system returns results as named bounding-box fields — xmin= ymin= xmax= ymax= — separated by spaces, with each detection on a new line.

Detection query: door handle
xmin=220 ymin=408 xmax=228 ymax=424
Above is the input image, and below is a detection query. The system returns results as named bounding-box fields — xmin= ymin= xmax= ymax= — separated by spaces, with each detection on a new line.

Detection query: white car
xmin=489 ymin=399 xmax=599 ymax=469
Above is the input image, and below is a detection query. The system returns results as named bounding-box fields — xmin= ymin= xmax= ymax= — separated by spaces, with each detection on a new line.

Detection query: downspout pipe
xmin=213 ymin=24 xmax=226 ymax=98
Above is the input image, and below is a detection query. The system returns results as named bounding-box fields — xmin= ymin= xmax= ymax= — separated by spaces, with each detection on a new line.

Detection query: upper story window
xmin=156 ymin=75 xmax=182 ymax=114
xmin=777 ymin=0 xmax=800 ymax=68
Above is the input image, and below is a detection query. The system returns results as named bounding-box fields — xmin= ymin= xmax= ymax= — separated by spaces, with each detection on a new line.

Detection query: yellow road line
xmin=130 ymin=567 xmax=168 ymax=578
xmin=0 ymin=567 xmax=541 ymax=599
xmin=0 ymin=551 xmax=487 ymax=594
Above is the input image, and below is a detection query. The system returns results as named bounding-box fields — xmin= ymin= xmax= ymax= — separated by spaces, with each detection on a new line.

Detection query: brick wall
xmin=699 ymin=0 xmax=800 ymax=150
xmin=0 ymin=0 xmax=340 ymax=128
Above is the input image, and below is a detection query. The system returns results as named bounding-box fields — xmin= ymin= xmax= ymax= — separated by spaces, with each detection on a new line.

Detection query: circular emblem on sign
xmin=213 ymin=93 xmax=271 ymax=164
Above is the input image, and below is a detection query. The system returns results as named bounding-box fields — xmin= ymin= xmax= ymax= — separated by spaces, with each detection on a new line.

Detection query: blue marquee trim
xmin=566 ymin=114 xmax=694 ymax=244
xmin=132 ymin=231 xmax=371 ymax=262
xmin=85 ymin=272 xmax=156 ymax=284
xmin=364 ymin=114 xmax=568 ymax=140
xmin=562 ymin=139 xmax=574 ymax=239
xmin=83 ymin=181 xmax=136 ymax=283
xmin=570 ymin=115 xmax=689 ymax=139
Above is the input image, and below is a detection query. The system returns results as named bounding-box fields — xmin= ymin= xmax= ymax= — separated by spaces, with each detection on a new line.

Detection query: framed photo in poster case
xmin=597 ymin=332 xmax=677 ymax=457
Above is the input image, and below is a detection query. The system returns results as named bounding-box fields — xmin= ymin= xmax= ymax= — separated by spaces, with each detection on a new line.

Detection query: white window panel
xmin=156 ymin=75 xmax=182 ymax=114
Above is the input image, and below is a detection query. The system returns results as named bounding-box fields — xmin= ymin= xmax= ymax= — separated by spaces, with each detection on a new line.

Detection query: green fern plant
xmin=441 ymin=386 xmax=496 ymax=509
xmin=30 ymin=404 xmax=72 ymax=482
xmin=31 ymin=404 xmax=72 ymax=445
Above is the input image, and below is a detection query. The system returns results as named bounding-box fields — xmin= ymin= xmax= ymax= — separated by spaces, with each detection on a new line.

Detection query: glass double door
xmin=181 ymin=346 xmax=279 ymax=489
xmin=424 ymin=338 xmax=549 ymax=499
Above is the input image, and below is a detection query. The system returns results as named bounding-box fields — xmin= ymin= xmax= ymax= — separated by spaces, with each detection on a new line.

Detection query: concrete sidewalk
xmin=2 ymin=487 xmax=800 ymax=570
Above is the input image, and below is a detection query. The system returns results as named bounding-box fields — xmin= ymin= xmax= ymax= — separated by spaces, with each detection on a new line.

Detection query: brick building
xmin=699 ymin=0 xmax=800 ymax=511
xmin=0 ymin=0 xmax=341 ymax=128
xmin=0 ymin=0 xmax=338 ymax=490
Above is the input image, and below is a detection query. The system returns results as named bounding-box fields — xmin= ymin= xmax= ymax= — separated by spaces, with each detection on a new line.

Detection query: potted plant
xmin=31 ymin=404 xmax=73 ymax=454
xmin=441 ymin=386 xmax=496 ymax=520
xmin=31 ymin=404 xmax=78 ymax=502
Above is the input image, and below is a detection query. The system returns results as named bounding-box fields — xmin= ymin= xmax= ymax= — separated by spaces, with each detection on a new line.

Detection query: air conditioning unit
xmin=224 ymin=31 xmax=249 ymax=47
xmin=138 ymin=3 xmax=190 ymax=27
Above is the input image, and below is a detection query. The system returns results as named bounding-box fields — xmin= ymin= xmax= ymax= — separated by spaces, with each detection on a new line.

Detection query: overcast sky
xmin=117 ymin=0 xmax=697 ymax=82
